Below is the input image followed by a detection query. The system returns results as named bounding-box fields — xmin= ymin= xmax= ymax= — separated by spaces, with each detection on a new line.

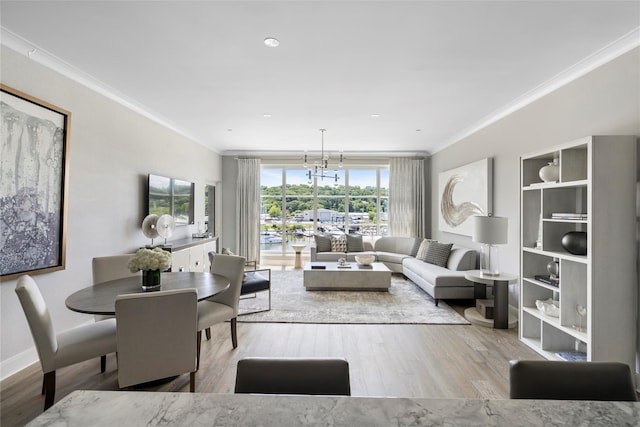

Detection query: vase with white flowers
xmin=128 ymin=247 xmax=172 ymax=290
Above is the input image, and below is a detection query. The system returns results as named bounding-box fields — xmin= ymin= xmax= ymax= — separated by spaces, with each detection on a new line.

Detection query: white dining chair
xmin=115 ymin=288 xmax=198 ymax=391
xmin=15 ymin=275 xmax=117 ymax=410
xmin=197 ymin=253 xmax=245 ymax=369
xmin=92 ymin=254 xmax=137 ymax=321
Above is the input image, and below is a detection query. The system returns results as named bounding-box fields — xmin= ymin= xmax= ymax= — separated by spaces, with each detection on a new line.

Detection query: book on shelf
xmin=556 ymin=351 xmax=587 ymax=362
xmin=551 ymin=212 xmax=587 ymax=220
xmin=534 ymin=275 xmax=559 ymax=287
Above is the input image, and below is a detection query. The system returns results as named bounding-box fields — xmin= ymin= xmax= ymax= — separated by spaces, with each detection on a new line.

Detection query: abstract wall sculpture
xmin=438 ymin=158 xmax=492 ymax=236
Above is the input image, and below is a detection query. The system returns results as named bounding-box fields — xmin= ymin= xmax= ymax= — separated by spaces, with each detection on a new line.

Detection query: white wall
xmin=0 ymin=46 xmax=222 ymax=379
xmin=430 ymin=47 xmax=639 ymax=372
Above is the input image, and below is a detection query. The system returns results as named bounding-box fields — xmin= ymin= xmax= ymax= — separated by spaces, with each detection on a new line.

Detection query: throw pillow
xmin=330 ymin=235 xmax=348 ymax=252
xmin=416 ymin=239 xmax=434 ymax=261
xmin=346 ymin=233 xmax=364 ymax=252
xmin=314 ymin=233 xmax=332 ymax=252
xmin=425 ymin=242 xmax=453 ymax=267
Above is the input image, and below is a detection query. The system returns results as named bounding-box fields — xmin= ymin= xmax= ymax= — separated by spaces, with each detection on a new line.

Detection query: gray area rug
xmin=238 ymin=270 xmax=470 ymax=324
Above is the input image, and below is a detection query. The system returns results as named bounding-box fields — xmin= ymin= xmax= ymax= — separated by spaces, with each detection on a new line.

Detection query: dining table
xmin=65 ymin=272 xmax=230 ymax=315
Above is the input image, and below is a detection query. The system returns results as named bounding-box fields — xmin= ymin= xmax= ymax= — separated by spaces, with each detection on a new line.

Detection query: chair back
xmin=92 ymin=254 xmax=137 ymax=321
xmin=92 ymin=254 xmax=137 ymax=284
xmin=15 ymin=276 xmax=58 ymax=373
xmin=509 ymin=360 xmax=637 ymax=401
xmin=235 ymin=357 xmax=351 ymax=396
xmin=208 ymin=253 xmax=246 ymax=315
xmin=115 ymin=288 xmax=197 ymax=388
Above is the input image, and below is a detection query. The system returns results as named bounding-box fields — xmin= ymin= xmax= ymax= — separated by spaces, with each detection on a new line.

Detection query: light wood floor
xmin=1 ymin=308 xmax=543 ymax=426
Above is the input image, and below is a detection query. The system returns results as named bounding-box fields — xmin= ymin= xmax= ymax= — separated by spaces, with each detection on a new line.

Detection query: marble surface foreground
xmin=28 ymin=390 xmax=640 ymax=427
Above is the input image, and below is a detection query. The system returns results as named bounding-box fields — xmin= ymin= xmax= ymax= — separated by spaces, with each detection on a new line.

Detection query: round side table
xmin=464 ymin=270 xmax=518 ymax=329
xmin=292 ymin=244 xmax=306 ymax=269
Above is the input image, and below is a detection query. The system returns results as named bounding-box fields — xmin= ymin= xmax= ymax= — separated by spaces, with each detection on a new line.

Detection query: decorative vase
xmin=539 ymin=160 xmax=559 ymax=183
xmin=142 ymin=269 xmax=162 ymax=291
xmin=561 ymin=231 xmax=587 ymax=255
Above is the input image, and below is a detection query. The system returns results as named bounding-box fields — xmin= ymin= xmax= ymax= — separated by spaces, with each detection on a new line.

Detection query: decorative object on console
xmin=128 ymin=248 xmax=172 ymax=291
xmin=303 ymin=129 xmax=343 ymax=184
xmin=438 ymin=158 xmax=492 ymax=236
xmin=473 ymin=215 xmax=508 ymax=276
xmin=156 ymin=214 xmax=175 ymax=245
xmin=561 ymin=231 xmax=587 ymax=255
xmin=538 ymin=159 xmax=559 ymax=183
xmin=355 ymin=255 xmax=374 ymax=267
xmin=141 ymin=214 xmax=159 ymax=247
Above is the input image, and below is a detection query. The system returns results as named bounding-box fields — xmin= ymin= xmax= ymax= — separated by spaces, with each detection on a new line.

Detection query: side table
xmin=464 ymin=270 xmax=518 ymax=329
xmin=292 ymin=244 xmax=306 ymax=269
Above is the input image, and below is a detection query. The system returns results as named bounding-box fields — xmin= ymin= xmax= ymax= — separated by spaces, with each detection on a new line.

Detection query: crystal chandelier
xmin=304 ymin=129 xmax=343 ymax=184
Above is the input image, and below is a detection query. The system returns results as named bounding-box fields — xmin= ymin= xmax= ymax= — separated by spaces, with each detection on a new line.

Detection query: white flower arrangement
xmin=128 ymin=247 xmax=172 ymax=272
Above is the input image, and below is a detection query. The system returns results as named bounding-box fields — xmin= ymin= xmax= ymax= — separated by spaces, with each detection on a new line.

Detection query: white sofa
xmin=310 ymin=235 xmax=477 ymax=305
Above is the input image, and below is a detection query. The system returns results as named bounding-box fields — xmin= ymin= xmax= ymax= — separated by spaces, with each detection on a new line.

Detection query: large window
xmin=260 ymin=166 xmax=389 ymax=253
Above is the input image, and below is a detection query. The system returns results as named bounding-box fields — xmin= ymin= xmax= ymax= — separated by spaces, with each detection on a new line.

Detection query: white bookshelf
xmin=519 ymin=136 xmax=636 ymax=370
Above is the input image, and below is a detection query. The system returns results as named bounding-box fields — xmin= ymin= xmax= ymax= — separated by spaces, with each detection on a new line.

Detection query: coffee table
xmin=303 ymin=262 xmax=391 ymax=291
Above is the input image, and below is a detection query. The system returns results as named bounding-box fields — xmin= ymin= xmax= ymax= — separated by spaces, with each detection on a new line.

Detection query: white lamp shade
xmin=473 ymin=216 xmax=508 ymax=244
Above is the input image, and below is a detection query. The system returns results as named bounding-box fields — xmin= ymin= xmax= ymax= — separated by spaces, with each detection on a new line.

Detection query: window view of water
xmin=260 ymin=167 xmax=389 ymax=253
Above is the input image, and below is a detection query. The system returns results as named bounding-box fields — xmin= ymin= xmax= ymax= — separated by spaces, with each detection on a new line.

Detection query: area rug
xmin=237 ymin=270 xmax=470 ymax=325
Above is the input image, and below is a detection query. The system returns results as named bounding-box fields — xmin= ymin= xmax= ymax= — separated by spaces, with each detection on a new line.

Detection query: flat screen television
xmin=148 ymin=174 xmax=195 ymax=226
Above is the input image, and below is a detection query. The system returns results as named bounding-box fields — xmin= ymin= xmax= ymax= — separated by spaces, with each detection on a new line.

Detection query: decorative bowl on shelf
xmin=535 ymin=298 xmax=559 ymax=317
xmin=355 ymin=255 xmax=375 ymax=266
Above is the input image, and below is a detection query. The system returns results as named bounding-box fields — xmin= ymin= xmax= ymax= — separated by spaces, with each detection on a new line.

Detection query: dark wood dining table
xmin=65 ymin=272 xmax=230 ymax=315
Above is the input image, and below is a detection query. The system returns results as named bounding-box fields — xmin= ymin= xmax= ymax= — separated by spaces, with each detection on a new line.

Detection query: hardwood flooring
xmin=1 ymin=304 xmax=542 ymax=426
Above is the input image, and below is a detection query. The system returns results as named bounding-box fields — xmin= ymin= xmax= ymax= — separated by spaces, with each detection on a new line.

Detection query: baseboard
xmin=1 ymin=347 xmax=39 ymax=382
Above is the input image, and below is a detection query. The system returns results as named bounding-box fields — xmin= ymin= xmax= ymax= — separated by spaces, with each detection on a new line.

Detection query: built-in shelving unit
xmin=519 ymin=136 xmax=636 ymax=370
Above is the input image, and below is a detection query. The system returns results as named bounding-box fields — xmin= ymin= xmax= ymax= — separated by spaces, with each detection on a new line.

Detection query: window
xmin=260 ymin=165 xmax=389 ymax=254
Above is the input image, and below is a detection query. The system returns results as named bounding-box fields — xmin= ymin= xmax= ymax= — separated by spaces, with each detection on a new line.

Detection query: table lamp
xmin=473 ymin=215 xmax=508 ymax=276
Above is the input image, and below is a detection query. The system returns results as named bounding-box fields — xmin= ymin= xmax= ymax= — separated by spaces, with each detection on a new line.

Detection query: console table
xmin=28 ymin=390 xmax=639 ymax=426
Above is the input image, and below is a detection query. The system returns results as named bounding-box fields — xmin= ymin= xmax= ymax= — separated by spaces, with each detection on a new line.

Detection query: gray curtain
xmin=389 ymin=157 xmax=425 ymax=237
xmin=236 ymin=158 xmax=261 ymax=263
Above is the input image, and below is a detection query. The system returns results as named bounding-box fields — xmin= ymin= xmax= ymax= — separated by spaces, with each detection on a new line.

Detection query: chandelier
xmin=304 ymin=129 xmax=343 ymax=184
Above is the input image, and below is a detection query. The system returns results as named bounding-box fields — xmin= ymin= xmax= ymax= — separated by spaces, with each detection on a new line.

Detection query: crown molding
xmin=1 ymin=27 xmax=216 ymax=153
xmin=431 ymin=26 xmax=640 ymax=154
xmin=224 ymin=150 xmax=429 ymax=159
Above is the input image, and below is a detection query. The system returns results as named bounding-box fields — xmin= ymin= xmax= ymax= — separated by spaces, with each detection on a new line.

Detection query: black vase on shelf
xmin=561 ymin=231 xmax=587 ymax=255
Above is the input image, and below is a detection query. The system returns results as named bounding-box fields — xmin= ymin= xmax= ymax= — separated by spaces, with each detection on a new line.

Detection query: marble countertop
xmin=28 ymin=390 xmax=639 ymax=426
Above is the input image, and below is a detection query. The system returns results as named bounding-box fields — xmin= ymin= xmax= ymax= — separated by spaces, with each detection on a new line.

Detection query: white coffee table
xmin=303 ymin=262 xmax=391 ymax=291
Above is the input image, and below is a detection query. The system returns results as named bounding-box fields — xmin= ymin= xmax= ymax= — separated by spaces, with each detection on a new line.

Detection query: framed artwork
xmin=1 ymin=85 xmax=71 ymax=280
xmin=438 ymin=158 xmax=492 ymax=236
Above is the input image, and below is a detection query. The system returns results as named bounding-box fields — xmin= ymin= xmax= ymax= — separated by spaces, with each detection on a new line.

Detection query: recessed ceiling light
xmin=264 ymin=37 xmax=280 ymax=47
xmin=263 ymin=113 xmax=272 ymax=118
xmin=371 ymin=114 xmax=380 ymax=118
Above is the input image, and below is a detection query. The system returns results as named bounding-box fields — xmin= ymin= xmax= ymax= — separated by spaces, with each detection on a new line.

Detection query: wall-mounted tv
xmin=148 ymin=174 xmax=195 ymax=226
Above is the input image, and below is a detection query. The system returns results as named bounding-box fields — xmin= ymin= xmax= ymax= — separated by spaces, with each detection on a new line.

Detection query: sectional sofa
xmin=310 ymin=235 xmax=478 ymax=305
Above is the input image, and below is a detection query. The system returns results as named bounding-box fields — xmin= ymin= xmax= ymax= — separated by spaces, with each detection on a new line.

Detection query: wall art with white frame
xmin=438 ymin=158 xmax=492 ymax=236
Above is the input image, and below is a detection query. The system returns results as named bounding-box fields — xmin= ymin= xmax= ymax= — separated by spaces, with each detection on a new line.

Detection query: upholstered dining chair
xmin=509 ymin=360 xmax=637 ymax=401
xmin=115 ymin=288 xmax=198 ymax=391
xmin=15 ymin=275 xmax=117 ymax=410
xmin=235 ymin=357 xmax=351 ymax=396
xmin=197 ymin=253 xmax=246 ymax=369
xmin=92 ymin=254 xmax=137 ymax=321
xmin=208 ymin=251 xmax=271 ymax=315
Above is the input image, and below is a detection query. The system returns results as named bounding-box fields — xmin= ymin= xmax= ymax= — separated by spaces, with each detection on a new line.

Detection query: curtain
xmin=236 ymin=158 xmax=261 ymax=263
xmin=389 ymin=157 xmax=425 ymax=237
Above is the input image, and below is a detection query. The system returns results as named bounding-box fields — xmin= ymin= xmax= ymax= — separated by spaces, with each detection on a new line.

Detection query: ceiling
xmin=1 ymin=1 xmax=639 ymax=157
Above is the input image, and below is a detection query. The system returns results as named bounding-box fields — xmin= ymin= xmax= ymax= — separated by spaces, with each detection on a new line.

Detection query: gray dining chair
xmin=115 ymin=288 xmax=198 ymax=391
xmin=235 ymin=357 xmax=351 ymax=395
xmin=92 ymin=254 xmax=137 ymax=321
xmin=509 ymin=360 xmax=637 ymax=401
xmin=15 ymin=275 xmax=117 ymax=410
xmin=197 ymin=253 xmax=245 ymax=369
